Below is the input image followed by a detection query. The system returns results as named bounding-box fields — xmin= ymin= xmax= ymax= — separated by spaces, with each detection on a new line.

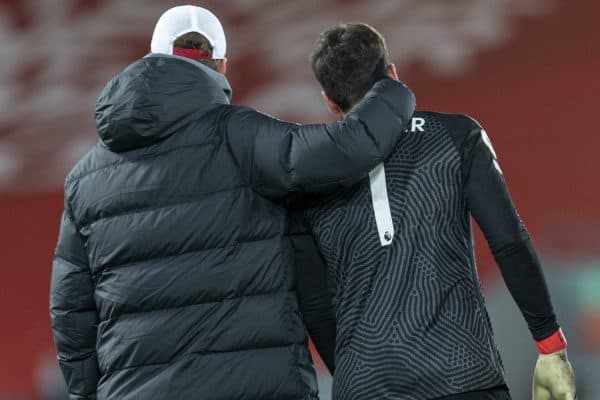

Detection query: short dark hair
xmin=311 ymin=23 xmax=389 ymax=112
xmin=173 ymin=32 xmax=221 ymax=72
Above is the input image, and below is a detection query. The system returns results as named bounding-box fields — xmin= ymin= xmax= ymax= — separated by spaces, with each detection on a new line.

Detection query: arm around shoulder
xmin=225 ymin=79 xmax=415 ymax=197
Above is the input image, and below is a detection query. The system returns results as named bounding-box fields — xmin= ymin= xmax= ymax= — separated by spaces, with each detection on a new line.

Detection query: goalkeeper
xmin=294 ymin=23 xmax=576 ymax=400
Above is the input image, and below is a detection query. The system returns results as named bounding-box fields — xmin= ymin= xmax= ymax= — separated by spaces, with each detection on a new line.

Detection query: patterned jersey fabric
xmin=304 ymin=112 xmax=508 ymax=399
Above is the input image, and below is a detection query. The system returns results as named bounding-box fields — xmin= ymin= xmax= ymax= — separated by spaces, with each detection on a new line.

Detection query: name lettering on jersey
xmin=411 ymin=117 xmax=426 ymax=132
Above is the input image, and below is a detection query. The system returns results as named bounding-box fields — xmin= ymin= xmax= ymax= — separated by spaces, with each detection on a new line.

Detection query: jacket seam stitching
xmin=98 ymin=289 xmax=295 ymax=321
xmin=81 ymin=185 xmax=247 ymax=228
xmin=93 ymin=234 xmax=283 ymax=273
xmin=101 ymin=343 xmax=305 ymax=375
xmin=67 ymin=142 xmax=216 ymax=184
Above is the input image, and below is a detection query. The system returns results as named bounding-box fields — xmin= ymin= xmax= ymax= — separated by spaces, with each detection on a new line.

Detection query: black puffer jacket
xmin=50 ymin=54 xmax=415 ymax=400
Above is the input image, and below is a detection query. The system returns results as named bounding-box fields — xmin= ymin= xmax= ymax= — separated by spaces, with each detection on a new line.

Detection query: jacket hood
xmin=95 ymin=54 xmax=232 ymax=152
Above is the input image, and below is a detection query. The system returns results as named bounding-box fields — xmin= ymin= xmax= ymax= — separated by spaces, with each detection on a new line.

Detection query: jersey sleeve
xmin=462 ymin=118 xmax=560 ymax=341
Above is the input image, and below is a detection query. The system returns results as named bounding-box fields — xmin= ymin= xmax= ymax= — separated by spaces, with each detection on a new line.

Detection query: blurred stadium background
xmin=0 ymin=0 xmax=598 ymax=399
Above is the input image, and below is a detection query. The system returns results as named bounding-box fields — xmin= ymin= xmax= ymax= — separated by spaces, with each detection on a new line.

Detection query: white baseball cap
xmin=151 ymin=5 xmax=226 ymax=59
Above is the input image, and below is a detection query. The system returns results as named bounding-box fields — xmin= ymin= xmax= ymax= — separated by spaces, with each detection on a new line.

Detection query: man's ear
xmin=322 ymin=91 xmax=343 ymax=115
xmin=219 ymin=57 xmax=228 ymax=75
xmin=387 ymin=63 xmax=399 ymax=81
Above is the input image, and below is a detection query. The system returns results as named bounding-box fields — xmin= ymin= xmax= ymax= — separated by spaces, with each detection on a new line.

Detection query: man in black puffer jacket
xmin=49 ymin=5 xmax=415 ymax=400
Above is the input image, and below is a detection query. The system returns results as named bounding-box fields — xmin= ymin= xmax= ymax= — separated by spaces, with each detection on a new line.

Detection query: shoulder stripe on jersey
xmin=480 ymin=129 xmax=503 ymax=174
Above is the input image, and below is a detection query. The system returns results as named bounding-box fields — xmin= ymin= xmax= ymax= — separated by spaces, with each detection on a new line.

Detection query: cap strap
xmin=173 ymin=47 xmax=212 ymax=60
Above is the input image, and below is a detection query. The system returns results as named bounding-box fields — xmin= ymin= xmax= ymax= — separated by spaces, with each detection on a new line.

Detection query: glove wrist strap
xmin=536 ymin=328 xmax=567 ymax=354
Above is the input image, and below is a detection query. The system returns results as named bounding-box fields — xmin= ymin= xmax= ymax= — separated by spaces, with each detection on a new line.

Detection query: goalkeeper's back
xmin=305 ymin=111 xmax=512 ymax=399
xmin=304 ymin=21 xmax=564 ymax=400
